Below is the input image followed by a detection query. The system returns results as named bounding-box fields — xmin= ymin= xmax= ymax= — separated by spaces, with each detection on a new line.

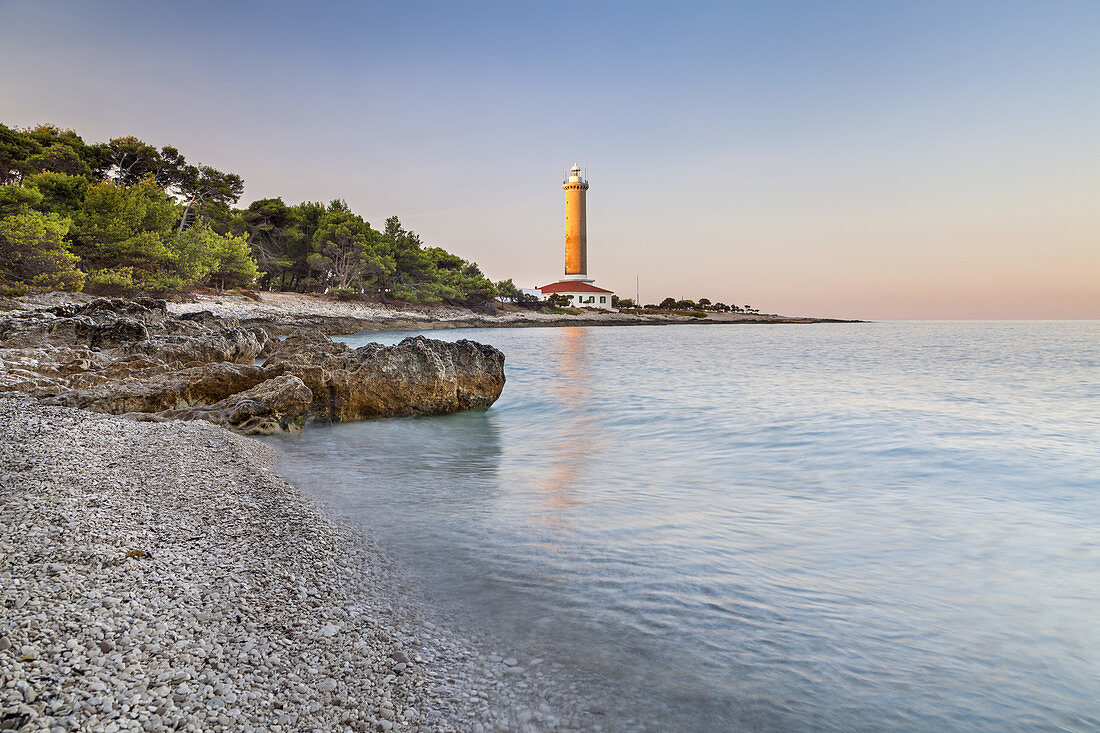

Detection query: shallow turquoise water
xmin=265 ymin=322 xmax=1100 ymax=731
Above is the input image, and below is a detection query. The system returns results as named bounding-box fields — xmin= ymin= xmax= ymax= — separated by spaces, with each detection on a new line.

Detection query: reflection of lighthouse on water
xmin=536 ymin=327 xmax=600 ymax=527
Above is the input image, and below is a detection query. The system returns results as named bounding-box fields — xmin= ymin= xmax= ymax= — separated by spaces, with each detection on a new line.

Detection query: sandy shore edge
xmin=0 ymin=398 xmax=597 ymax=732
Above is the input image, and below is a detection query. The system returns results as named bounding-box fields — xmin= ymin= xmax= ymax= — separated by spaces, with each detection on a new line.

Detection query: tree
xmin=282 ymin=201 xmax=326 ymax=289
xmin=308 ymin=204 xmax=392 ymax=291
xmin=659 ymin=297 xmax=677 ymax=309
xmin=23 ymin=173 xmax=89 ymax=218
xmin=384 ymin=215 xmax=434 ymax=290
xmin=0 ymin=121 xmax=507 ymax=302
xmin=422 ymin=247 xmax=496 ymax=306
xmin=495 ymin=278 xmax=521 ymax=307
xmin=0 ymin=185 xmax=44 ymax=217
xmin=171 ymin=224 xmax=258 ymax=290
xmin=205 ymin=231 xmax=260 ymax=290
xmin=175 ymin=164 xmax=244 ymax=232
xmin=21 ymin=125 xmax=104 ymax=180
xmin=22 ymin=144 xmax=91 ymax=178
xmin=0 ymin=124 xmax=40 ymax=184
xmin=545 ymin=293 xmax=571 ymax=307
xmin=240 ymin=197 xmax=297 ymax=288
xmin=0 ymin=211 xmax=84 ymax=291
xmin=100 ymin=136 xmax=164 ymax=186
xmin=94 ymin=137 xmax=243 ymax=233
xmin=155 ymin=145 xmax=189 ymax=190
xmin=70 ymin=179 xmax=178 ymax=291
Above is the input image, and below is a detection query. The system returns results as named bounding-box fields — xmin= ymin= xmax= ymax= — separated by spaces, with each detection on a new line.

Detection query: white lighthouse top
xmin=567 ymin=164 xmax=584 ymax=183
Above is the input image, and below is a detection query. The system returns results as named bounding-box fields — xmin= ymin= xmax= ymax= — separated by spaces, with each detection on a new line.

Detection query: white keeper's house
xmin=534 ymin=164 xmax=616 ymax=310
xmin=538 ymin=280 xmax=616 ymax=309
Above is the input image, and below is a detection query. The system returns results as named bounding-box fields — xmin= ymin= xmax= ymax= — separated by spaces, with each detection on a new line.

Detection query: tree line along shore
xmin=1 ymin=122 xmax=765 ymax=318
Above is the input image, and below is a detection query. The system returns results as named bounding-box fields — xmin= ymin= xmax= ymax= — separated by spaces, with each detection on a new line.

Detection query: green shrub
xmin=84 ymin=266 xmax=136 ymax=295
xmin=0 ymin=209 xmax=85 ymax=292
xmin=141 ymin=272 xmax=185 ymax=295
xmin=0 ymin=283 xmax=29 ymax=297
xmin=328 ymin=286 xmax=361 ymax=301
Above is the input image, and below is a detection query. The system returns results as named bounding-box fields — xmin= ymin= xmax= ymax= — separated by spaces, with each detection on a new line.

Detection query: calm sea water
xmin=265 ymin=322 xmax=1100 ymax=731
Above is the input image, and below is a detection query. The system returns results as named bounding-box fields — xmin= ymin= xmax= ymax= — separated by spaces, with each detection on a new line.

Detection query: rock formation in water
xmin=0 ymin=298 xmax=506 ymax=433
xmin=262 ymin=333 xmax=506 ymax=421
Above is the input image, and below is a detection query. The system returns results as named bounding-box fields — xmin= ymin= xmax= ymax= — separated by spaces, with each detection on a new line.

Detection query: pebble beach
xmin=0 ymin=398 xmax=603 ymax=732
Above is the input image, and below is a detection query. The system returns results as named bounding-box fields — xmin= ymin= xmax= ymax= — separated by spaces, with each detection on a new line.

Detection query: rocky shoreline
xmin=0 ymin=298 xmax=505 ymax=435
xmin=162 ymin=292 xmax=858 ymax=336
xmin=2 ymin=292 xmax=852 ymax=337
xmin=0 ymin=399 xmax=612 ymax=732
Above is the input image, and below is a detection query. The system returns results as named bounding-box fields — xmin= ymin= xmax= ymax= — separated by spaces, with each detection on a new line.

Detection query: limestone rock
xmin=40 ymin=362 xmax=270 ymax=414
xmin=262 ymin=334 xmax=506 ymax=421
xmin=0 ymin=299 xmax=506 ymax=432
xmin=129 ymin=375 xmax=313 ymax=434
xmin=118 ymin=326 xmax=273 ymax=366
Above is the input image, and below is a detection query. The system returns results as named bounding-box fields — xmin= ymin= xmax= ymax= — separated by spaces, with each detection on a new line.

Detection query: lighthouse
xmin=536 ymin=164 xmax=616 ymax=309
xmin=562 ymin=164 xmax=590 ymax=282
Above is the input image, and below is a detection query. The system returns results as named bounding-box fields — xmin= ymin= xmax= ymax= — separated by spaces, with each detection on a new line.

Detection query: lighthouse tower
xmin=562 ymin=164 xmax=591 ymax=281
xmin=535 ymin=165 xmax=616 ymax=309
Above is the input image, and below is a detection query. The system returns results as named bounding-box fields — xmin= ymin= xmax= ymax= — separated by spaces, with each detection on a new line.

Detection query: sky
xmin=1 ymin=0 xmax=1097 ymax=319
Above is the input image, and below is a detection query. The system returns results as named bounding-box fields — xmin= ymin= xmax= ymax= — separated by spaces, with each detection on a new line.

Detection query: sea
xmin=263 ymin=321 xmax=1100 ymax=731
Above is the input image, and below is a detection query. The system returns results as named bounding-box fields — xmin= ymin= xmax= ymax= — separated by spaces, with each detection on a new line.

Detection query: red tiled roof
xmin=538 ymin=281 xmax=614 ymax=294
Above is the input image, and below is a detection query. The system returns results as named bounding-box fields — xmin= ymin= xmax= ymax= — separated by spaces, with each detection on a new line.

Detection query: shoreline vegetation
xmin=0 ymin=122 xmax=501 ymax=308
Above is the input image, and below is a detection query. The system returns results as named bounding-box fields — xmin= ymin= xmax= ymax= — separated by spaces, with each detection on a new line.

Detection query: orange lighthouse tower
xmin=562 ymin=164 xmax=591 ymax=282
xmin=537 ymin=165 xmax=616 ymax=309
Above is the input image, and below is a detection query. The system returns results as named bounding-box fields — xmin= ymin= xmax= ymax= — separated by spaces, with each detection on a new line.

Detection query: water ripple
xmin=267 ymin=321 xmax=1100 ymax=731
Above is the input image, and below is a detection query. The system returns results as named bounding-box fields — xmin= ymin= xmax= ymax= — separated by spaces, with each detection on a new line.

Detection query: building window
xmin=600 ymin=297 xmax=606 ymax=303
